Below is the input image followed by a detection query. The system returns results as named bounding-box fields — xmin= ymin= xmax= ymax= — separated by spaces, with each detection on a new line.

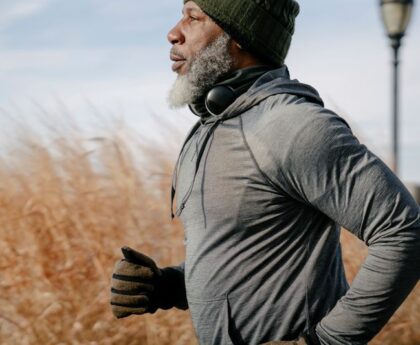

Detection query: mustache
xmin=170 ymin=47 xmax=187 ymax=60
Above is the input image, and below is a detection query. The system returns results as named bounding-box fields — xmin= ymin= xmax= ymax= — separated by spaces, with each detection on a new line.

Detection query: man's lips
xmin=172 ymin=60 xmax=186 ymax=72
xmin=170 ymin=53 xmax=186 ymax=72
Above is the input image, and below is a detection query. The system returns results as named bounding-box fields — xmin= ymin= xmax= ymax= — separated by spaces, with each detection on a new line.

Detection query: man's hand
xmin=110 ymin=246 xmax=163 ymax=318
xmin=111 ymin=246 xmax=188 ymax=318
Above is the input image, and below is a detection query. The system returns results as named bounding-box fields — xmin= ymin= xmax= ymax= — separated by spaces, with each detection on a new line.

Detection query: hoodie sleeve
xmin=269 ymin=107 xmax=420 ymax=344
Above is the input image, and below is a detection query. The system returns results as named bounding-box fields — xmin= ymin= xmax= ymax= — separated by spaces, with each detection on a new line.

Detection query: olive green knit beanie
xmin=183 ymin=0 xmax=300 ymax=66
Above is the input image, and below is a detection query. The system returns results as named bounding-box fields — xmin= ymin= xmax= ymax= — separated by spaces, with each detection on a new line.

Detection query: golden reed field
xmin=0 ymin=117 xmax=418 ymax=344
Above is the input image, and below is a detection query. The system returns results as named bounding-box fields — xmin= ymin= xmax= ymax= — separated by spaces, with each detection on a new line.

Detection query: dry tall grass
xmin=0 ymin=117 xmax=418 ymax=344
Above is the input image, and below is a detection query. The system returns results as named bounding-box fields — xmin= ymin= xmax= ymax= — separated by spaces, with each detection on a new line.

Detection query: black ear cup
xmin=205 ymin=85 xmax=237 ymax=116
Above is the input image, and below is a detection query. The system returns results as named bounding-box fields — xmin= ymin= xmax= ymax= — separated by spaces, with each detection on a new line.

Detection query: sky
xmin=0 ymin=0 xmax=419 ymax=183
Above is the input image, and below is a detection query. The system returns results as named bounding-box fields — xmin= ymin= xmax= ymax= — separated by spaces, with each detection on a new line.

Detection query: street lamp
xmin=379 ymin=0 xmax=414 ymax=175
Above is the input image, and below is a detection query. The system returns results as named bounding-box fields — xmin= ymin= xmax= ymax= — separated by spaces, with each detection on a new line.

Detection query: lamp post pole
xmin=379 ymin=0 xmax=414 ymax=176
xmin=391 ymin=37 xmax=401 ymax=174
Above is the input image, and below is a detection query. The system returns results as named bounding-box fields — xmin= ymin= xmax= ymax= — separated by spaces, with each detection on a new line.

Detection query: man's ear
xmin=229 ymin=39 xmax=265 ymax=69
xmin=231 ymin=38 xmax=243 ymax=51
xmin=234 ymin=41 xmax=243 ymax=50
xmin=229 ymin=38 xmax=244 ymax=65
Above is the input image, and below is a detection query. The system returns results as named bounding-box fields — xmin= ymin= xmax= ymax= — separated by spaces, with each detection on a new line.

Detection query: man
xmin=110 ymin=1 xmax=420 ymax=344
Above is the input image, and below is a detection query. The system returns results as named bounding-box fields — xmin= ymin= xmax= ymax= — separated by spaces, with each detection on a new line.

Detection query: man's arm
xmin=275 ymin=109 xmax=420 ymax=344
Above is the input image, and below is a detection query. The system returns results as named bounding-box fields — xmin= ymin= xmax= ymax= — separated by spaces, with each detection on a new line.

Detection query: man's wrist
xmin=154 ymin=266 xmax=188 ymax=311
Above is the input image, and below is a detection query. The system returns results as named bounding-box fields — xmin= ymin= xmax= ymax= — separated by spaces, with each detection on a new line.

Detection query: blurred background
xmin=1 ymin=0 xmax=419 ymax=181
xmin=0 ymin=0 xmax=419 ymax=344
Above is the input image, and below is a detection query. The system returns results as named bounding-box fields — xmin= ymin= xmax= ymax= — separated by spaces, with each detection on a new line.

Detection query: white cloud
xmin=0 ymin=0 xmax=53 ymax=28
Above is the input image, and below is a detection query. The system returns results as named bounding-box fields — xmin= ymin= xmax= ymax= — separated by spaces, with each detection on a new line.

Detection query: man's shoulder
xmin=237 ymin=92 xmax=360 ymax=201
xmin=240 ymin=92 xmax=351 ymax=143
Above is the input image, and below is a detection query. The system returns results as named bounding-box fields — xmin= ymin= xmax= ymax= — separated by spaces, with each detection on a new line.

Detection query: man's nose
xmin=167 ymin=21 xmax=185 ymax=45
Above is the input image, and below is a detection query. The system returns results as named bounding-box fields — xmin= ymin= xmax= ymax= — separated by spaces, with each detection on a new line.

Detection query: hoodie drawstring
xmin=170 ymin=121 xmax=201 ymax=218
xmin=171 ymin=118 xmax=222 ymax=219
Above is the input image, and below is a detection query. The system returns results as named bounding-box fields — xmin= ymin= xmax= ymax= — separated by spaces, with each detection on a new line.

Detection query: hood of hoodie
xmin=199 ymin=65 xmax=324 ymax=124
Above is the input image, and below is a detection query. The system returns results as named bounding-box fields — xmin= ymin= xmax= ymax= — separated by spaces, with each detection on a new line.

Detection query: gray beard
xmin=167 ymin=32 xmax=234 ymax=109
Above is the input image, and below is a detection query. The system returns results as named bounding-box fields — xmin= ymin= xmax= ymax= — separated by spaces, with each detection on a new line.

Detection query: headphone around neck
xmin=205 ymin=85 xmax=239 ymax=117
xmin=201 ymin=65 xmax=274 ymax=117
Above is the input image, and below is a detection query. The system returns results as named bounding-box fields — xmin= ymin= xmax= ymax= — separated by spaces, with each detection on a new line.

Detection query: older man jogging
xmin=110 ymin=1 xmax=420 ymax=344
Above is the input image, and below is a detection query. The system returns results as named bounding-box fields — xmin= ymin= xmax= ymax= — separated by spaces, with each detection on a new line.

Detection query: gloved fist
xmin=111 ymin=246 xmax=163 ymax=318
xmin=110 ymin=246 xmax=188 ymax=319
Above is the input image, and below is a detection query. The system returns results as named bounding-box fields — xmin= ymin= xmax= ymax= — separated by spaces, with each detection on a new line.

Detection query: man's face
xmin=167 ymin=1 xmax=225 ymax=76
xmin=166 ymin=1 xmax=234 ymax=108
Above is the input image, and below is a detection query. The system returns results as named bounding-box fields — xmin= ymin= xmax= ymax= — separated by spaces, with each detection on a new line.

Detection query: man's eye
xmin=189 ymin=16 xmax=198 ymax=21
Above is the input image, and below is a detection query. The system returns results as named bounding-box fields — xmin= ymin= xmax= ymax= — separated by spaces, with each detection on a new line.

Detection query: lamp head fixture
xmin=380 ymin=0 xmax=414 ymax=47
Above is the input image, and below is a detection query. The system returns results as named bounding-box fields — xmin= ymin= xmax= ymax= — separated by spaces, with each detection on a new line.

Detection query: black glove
xmin=110 ymin=246 xmax=188 ymax=319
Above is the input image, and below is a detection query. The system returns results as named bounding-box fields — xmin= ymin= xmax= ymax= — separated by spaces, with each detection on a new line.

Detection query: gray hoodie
xmin=170 ymin=66 xmax=420 ymax=345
